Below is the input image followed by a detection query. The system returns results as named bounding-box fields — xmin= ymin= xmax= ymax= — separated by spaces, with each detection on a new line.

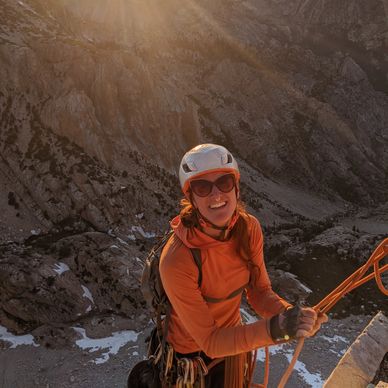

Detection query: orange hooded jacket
xmin=159 ymin=213 xmax=291 ymax=358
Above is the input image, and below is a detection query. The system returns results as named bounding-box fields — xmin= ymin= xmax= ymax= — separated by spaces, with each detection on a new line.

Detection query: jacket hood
xmin=170 ymin=215 xmax=231 ymax=249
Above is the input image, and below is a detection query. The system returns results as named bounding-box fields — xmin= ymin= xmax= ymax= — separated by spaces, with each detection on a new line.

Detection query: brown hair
xmin=179 ymin=197 xmax=261 ymax=284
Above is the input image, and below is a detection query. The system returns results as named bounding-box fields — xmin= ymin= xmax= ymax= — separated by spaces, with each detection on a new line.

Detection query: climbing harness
xmin=256 ymin=237 xmax=388 ymax=388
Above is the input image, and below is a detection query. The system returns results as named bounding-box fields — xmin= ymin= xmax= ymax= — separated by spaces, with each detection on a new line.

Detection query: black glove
xmin=269 ymin=305 xmax=301 ymax=342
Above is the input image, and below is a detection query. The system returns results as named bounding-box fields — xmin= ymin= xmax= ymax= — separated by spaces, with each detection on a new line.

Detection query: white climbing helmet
xmin=179 ymin=143 xmax=240 ymax=195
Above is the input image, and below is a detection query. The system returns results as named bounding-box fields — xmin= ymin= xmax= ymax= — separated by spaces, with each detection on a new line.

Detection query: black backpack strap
xmin=203 ymin=283 xmax=249 ymax=303
xmin=159 ymin=302 xmax=172 ymax=377
xmin=189 ymin=248 xmax=248 ymax=303
xmin=158 ymin=229 xmax=174 ymax=249
xmin=190 ymin=248 xmax=202 ymax=288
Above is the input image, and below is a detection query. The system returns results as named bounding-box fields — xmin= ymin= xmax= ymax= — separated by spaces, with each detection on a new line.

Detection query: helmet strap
xmin=196 ymin=209 xmax=239 ymax=240
xmin=188 ymin=189 xmax=240 ymax=240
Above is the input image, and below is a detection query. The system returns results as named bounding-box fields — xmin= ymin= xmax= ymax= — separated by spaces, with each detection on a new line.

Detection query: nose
xmin=209 ymin=183 xmax=222 ymax=197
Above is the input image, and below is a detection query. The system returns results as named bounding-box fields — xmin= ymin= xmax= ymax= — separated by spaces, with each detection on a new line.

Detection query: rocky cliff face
xmin=0 ymin=0 xmax=387 ymax=335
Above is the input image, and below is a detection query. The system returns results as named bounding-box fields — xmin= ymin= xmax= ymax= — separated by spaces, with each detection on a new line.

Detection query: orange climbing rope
xmin=278 ymin=237 xmax=388 ymax=388
xmin=257 ymin=237 xmax=388 ymax=388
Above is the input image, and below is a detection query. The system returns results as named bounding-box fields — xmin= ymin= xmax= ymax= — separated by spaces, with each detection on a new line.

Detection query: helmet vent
xmin=227 ymin=154 xmax=233 ymax=164
xmin=182 ymin=163 xmax=192 ymax=173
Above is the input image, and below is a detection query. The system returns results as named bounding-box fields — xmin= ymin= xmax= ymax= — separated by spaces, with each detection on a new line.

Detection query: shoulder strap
xmin=159 ymin=229 xmax=174 ymax=248
xmin=190 ymin=248 xmax=202 ymax=288
xmin=189 ymin=248 xmax=248 ymax=303
xmin=203 ymin=283 xmax=249 ymax=303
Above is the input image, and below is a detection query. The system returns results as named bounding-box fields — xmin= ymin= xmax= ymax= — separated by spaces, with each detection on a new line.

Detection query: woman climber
xmin=132 ymin=143 xmax=328 ymax=388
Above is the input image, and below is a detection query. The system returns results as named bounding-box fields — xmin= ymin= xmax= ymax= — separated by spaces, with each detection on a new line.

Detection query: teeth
xmin=210 ymin=202 xmax=226 ymax=209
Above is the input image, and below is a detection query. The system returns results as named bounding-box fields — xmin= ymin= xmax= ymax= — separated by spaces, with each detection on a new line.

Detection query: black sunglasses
xmin=190 ymin=174 xmax=236 ymax=197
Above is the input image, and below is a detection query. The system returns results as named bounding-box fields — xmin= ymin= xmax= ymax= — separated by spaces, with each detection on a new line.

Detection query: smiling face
xmin=190 ymin=171 xmax=238 ymax=229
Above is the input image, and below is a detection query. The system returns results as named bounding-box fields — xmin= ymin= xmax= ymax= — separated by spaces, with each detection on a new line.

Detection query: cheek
xmin=228 ymin=193 xmax=237 ymax=209
xmin=191 ymin=195 xmax=205 ymax=211
xmin=195 ymin=198 xmax=208 ymax=213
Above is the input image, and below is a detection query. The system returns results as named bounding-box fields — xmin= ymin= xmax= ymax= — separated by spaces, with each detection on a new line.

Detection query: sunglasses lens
xmin=215 ymin=174 xmax=235 ymax=193
xmin=190 ymin=174 xmax=235 ymax=197
xmin=190 ymin=180 xmax=213 ymax=197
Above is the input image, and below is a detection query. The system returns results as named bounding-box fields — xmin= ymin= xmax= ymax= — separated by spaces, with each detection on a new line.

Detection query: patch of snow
xmin=299 ymin=283 xmax=312 ymax=293
xmin=53 ymin=262 xmax=70 ymax=275
xmin=328 ymin=348 xmax=346 ymax=357
xmin=110 ymin=245 xmax=120 ymax=249
xmin=127 ymin=234 xmax=136 ymax=241
xmin=256 ymin=343 xmax=285 ymax=362
xmin=86 ymin=305 xmax=92 ymax=313
xmin=136 ymin=213 xmax=144 ymax=219
xmin=290 ymin=359 xmax=324 ymax=387
xmin=81 ymin=286 xmax=94 ymax=304
xmin=132 ymin=351 xmax=139 ymax=356
xmin=72 ymin=327 xmax=140 ymax=364
xmin=256 ymin=343 xmax=324 ymax=387
xmin=117 ymin=237 xmax=129 ymax=246
xmin=284 ymin=272 xmax=312 ymax=294
xmin=320 ymin=334 xmax=348 ymax=344
xmin=240 ymin=308 xmax=257 ymax=324
xmin=133 ymin=257 xmax=144 ymax=270
xmin=30 ymin=229 xmax=41 ymax=235
xmin=0 ymin=326 xmax=39 ymax=348
xmin=131 ymin=226 xmax=155 ymax=239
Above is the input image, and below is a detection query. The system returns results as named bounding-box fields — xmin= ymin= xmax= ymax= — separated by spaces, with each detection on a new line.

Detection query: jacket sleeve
xmin=159 ymin=238 xmax=275 ymax=358
xmin=245 ymin=216 xmax=292 ymax=318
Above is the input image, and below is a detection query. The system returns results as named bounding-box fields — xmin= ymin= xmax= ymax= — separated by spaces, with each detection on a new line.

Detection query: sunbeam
xmin=183 ymin=0 xmax=306 ymax=102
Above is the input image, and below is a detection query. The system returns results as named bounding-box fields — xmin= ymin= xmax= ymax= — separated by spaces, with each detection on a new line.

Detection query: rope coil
xmin=257 ymin=237 xmax=388 ymax=388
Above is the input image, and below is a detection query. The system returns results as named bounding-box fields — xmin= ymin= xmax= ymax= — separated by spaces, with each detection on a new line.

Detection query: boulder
xmin=0 ymin=231 xmax=147 ymax=334
xmin=324 ymin=312 xmax=388 ymax=388
xmin=340 ymin=57 xmax=368 ymax=84
xmin=269 ymin=269 xmax=312 ymax=304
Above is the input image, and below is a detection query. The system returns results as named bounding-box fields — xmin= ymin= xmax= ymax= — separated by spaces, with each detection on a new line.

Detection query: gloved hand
xmin=269 ymin=305 xmax=328 ymax=342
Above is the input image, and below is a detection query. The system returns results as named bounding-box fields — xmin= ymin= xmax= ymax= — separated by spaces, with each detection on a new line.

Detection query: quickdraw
xmin=164 ymin=345 xmax=174 ymax=377
xmin=175 ymin=356 xmax=209 ymax=388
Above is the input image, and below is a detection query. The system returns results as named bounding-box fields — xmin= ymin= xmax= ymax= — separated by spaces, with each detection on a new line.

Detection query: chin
xmin=205 ymin=211 xmax=233 ymax=227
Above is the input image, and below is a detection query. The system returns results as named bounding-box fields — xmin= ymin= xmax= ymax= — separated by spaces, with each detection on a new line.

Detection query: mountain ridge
xmin=0 ymin=0 xmax=387 ymax=339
